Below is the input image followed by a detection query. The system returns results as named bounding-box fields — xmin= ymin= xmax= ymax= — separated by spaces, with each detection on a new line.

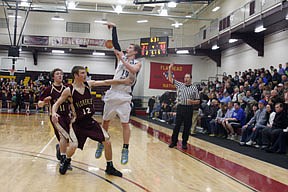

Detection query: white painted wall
xmin=219 ymin=30 xmax=288 ymax=76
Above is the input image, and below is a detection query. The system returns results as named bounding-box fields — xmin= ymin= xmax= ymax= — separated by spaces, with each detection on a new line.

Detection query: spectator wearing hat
xmin=277 ymin=83 xmax=284 ymax=98
xmin=240 ymin=100 xmax=267 ymax=146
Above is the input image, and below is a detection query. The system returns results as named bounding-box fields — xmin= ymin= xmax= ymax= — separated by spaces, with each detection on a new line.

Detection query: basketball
xmin=105 ymin=40 xmax=113 ymax=49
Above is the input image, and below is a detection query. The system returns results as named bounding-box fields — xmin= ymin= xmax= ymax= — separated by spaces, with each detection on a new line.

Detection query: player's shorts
xmin=72 ymin=117 xmax=109 ymax=150
xmin=103 ymin=89 xmax=132 ymax=123
xmin=50 ymin=115 xmax=70 ymax=141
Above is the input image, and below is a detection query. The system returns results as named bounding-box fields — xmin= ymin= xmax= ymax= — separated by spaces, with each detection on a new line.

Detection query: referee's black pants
xmin=171 ymin=105 xmax=193 ymax=146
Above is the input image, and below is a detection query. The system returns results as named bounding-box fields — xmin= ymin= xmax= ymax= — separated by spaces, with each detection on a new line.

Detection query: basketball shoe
xmin=59 ymin=158 xmax=71 ymax=175
xmin=60 ymin=155 xmax=72 ymax=171
xmin=95 ymin=143 xmax=104 ymax=159
xmin=105 ymin=166 xmax=122 ymax=177
xmin=121 ymin=148 xmax=129 ymax=165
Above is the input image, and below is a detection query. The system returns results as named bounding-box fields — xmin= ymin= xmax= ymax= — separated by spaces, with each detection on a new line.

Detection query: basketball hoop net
xmin=9 ymin=69 xmax=15 ymax=76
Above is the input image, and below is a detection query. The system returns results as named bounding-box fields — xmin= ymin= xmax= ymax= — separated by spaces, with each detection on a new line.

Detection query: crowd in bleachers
xmin=0 ymin=72 xmax=67 ymax=114
xmin=148 ymin=62 xmax=288 ymax=154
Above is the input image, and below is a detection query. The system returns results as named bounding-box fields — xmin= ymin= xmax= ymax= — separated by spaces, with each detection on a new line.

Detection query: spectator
xmin=240 ymin=100 xmax=267 ymax=145
xmin=266 ymin=127 xmax=288 ymax=154
xmin=209 ymin=102 xmax=227 ymax=136
xmin=278 ymin=63 xmax=285 ymax=75
xmin=223 ymin=101 xmax=246 ymax=140
xmin=285 ymin=62 xmax=288 ymax=76
xmin=148 ymin=96 xmax=156 ymax=117
xmin=261 ymin=103 xmax=288 ymax=150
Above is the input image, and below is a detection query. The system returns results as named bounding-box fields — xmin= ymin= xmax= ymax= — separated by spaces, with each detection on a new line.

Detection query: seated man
xmin=239 ymin=100 xmax=267 ymax=146
xmin=266 ymin=127 xmax=288 ymax=154
xmin=223 ymin=101 xmax=246 ymax=140
xmin=261 ymin=103 xmax=288 ymax=150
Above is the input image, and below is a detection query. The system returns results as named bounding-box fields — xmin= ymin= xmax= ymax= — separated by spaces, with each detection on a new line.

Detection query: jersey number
xmin=121 ymin=70 xmax=129 ymax=79
xmin=83 ymin=107 xmax=91 ymax=115
xmin=59 ymin=105 xmax=65 ymax=112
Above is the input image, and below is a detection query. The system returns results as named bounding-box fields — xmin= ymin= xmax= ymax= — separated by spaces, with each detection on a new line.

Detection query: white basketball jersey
xmin=111 ymin=56 xmax=139 ymax=93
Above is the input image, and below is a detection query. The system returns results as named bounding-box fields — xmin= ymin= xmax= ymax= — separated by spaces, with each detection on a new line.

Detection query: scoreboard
xmin=140 ymin=36 xmax=168 ymax=57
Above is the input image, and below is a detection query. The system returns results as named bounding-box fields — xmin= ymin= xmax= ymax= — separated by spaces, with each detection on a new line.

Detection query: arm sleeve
xmin=112 ymin=27 xmax=121 ymax=51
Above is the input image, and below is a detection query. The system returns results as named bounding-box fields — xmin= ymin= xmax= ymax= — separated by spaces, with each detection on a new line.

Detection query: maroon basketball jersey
xmin=69 ymin=82 xmax=95 ymax=120
xmin=39 ymin=84 xmax=70 ymax=116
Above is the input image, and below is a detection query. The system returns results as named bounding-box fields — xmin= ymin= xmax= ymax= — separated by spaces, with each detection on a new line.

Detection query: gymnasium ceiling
xmin=1 ymin=0 xmax=214 ymax=20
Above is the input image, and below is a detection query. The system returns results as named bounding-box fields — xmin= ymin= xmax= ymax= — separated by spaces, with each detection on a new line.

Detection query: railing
xmin=119 ymin=0 xmax=283 ymax=48
xmin=194 ymin=0 xmax=283 ymax=47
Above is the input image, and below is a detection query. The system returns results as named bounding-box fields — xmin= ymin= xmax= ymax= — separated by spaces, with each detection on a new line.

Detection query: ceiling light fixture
xmin=137 ymin=20 xmax=148 ymax=23
xmin=176 ymin=50 xmax=189 ymax=54
xmin=67 ymin=1 xmax=78 ymax=9
xmin=229 ymin=39 xmax=238 ymax=43
xmin=285 ymin=14 xmax=288 ymax=20
xmin=114 ymin=5 xmax=123 ymax=14
xmin=212 ymin=6 xmax=220 ymax=12
xmin=185 ymin=15 xmax=192 ymax=18
xmin=212 ymin=45 xmax=219 ymax=50
xmin=93 ymin=51 xmax=105 ymax=56
xmin=20 ymin=0 xmax=30 ymax=7
xmin=8 ymin=15 xmax=22 ymax=19
xmin=168 ymin=2 xmax=177 ymax=8
xmin=171 ymin=22 xmax=183 ymax=28
xmin=52 ymin=50 xmax=65 ymax=54
xmin=94 ymin=20 xmax=108 ymax=24
xmin=254 ymin=25 xmax=266 ymax=33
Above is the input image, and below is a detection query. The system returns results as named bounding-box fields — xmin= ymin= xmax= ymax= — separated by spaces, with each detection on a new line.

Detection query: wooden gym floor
xmin=0 ymin=112 xmax=287 ymax=192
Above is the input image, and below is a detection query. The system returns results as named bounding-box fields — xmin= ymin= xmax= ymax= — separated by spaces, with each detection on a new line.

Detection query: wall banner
xmin=149 ymin=62 xmax=193 ymax=90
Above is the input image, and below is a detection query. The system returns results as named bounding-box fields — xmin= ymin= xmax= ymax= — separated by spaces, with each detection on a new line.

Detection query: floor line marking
xmin=33 ymin=136 xmax=56 ymax=161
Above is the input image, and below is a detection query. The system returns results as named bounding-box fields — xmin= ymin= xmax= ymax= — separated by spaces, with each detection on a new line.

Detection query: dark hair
xmin=50 ymin=68 xmax=63 ymax=79
xmin=131 ymin=44 xmax=141 ymax=59
xmin=234 ymin=101 xmax=240 ymax=106
xmin=185 ymin=73 xmax=192 ymax=78
xmin=275 ymin=102 xmax=283 ymax=108
xmin=71 ymin=66 xmax=85 ymax=79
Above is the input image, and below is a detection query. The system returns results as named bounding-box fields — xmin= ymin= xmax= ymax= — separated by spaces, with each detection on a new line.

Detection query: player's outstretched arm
xmin=88 ymin=77 xmax=132 ymax=87
xmin=51 ymin=87 xmax=71 ymax=123
xmin=104 ymin=22 xmax=121 ymax=51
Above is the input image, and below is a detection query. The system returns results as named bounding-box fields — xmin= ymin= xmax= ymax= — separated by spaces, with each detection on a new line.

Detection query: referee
xmin=168 ymin=63 xmax=200 ymax=149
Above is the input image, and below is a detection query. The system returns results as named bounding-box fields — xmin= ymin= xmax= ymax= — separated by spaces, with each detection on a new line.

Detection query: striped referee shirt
xmin=173 ymin=79 xmax=200 ymax=105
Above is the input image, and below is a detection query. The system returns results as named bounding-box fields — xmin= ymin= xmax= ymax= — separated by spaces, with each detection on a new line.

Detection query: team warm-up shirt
xmin=39 ymin=84 xmax=70 ymax=116
xmin=69 ymin=82 xmax=95 ymax=121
